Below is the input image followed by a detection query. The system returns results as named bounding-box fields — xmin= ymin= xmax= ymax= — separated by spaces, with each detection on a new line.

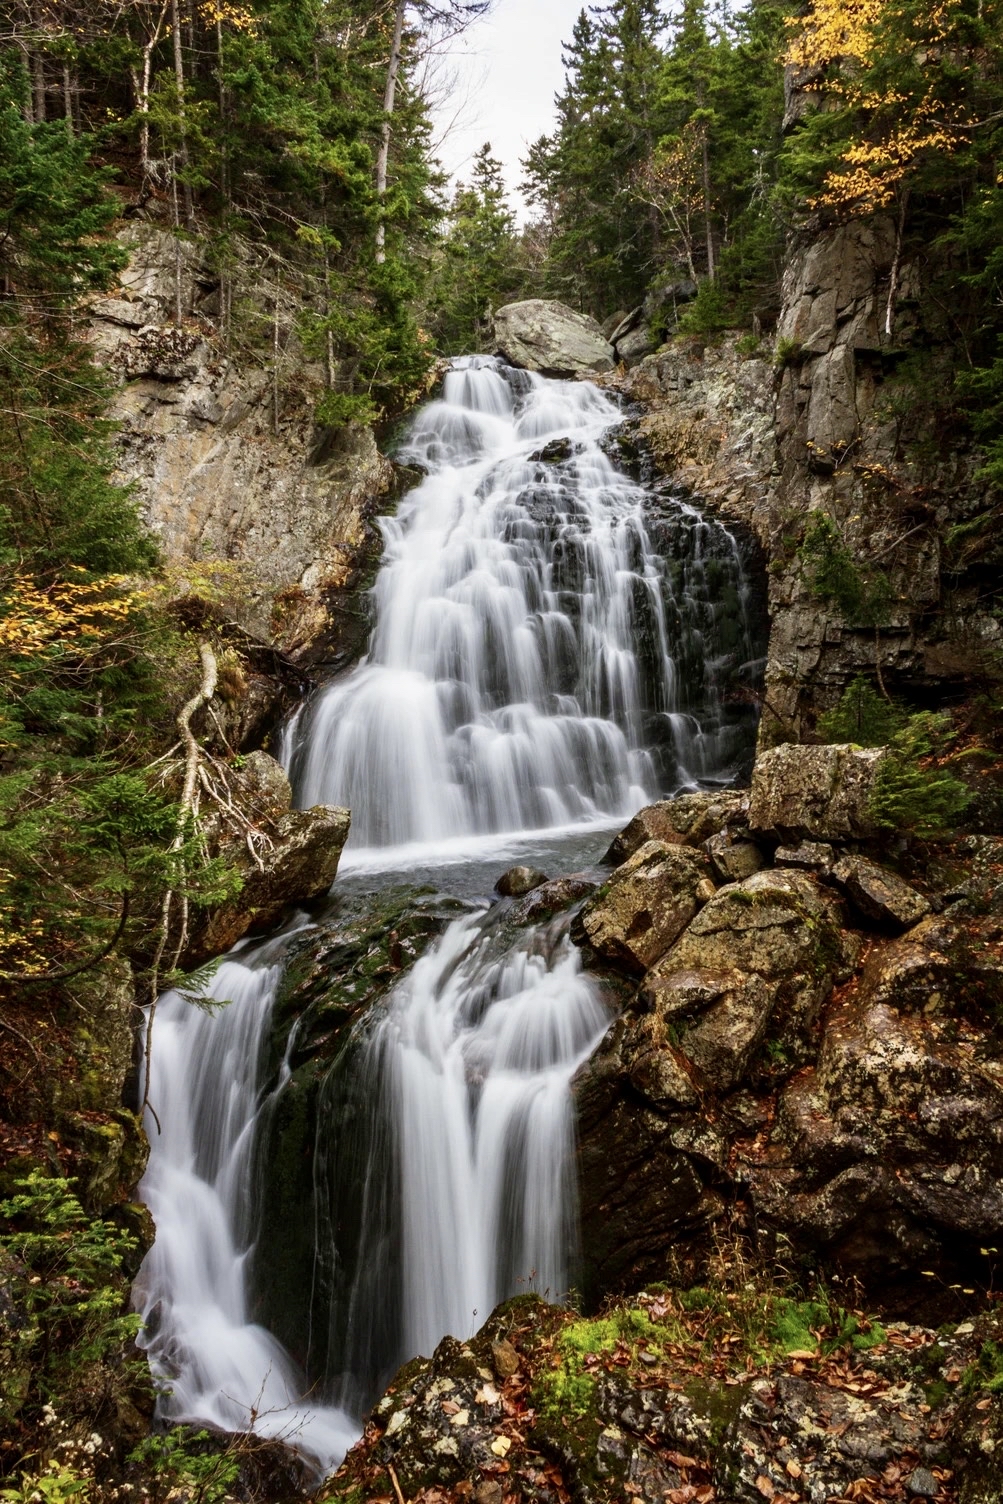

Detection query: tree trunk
xmin=62 ymin=61 xmax=73 ymax=135
xmin=170 ymin=0 xmax=194 ymax=224
xmin=32 ymin=49 xmax=46 ymax=121
xmin=135 ymin=1 xmax=168 ymax=187
xmin=18 ymin=40 xmax=33 ymax=122
xmin=700 ymin=127 xmax=715 ymax=283
xmin=375 ymin=0 xmax=406 ymax=264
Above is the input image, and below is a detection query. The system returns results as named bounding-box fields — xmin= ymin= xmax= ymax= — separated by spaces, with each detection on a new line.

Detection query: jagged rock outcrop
xmin=612 ymin=208 xmax=1001 ymax=751
xmin=615 ymin=337 xmax=777 ymax=537
xmin=492 ymin=299 xmax=615 ymax=377
xmin=86 ymin=224 xmax=399 ymax=659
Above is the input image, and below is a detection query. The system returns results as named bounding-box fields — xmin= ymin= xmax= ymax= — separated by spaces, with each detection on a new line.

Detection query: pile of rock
xmin=569 ymin=745 xmax=1003 ymax=1304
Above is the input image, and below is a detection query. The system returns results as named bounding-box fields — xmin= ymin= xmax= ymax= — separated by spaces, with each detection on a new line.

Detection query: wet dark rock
xmin=907 ymin=1466 xmax=940 ymax=1497
xmin=508 ymin=875 xmax=597 ymax=927
xmin=529 ymin=438 xmax=573 ymax=464
xmin=832 ymin=853 xmax=931 ymax=930
xmin=572 ymin=839 xmax=709 ymax=975
xmin=603 ymin=791 xmax=746 ymax=865
xmin=250 ymin=886 xmax=474 ymax=1366
xmin=495 ymin=865 xmax=549 ymax=898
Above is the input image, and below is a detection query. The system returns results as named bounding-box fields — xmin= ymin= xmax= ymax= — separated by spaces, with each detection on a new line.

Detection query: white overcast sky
xmin=427 ymin=0 xmax=587 ymax=218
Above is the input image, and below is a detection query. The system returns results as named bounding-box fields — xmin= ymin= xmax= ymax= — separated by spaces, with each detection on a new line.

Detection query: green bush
xmin=798 ymin=513 xmax=893 ymax=626
xmin=817 ymin=677 xmax=907 ymax=746
xmin=0 ymin=1174 xmax=141 ymax=1415
xmin=129 ymin=1428 xmax=240 ymax=1504
xmin=818 ymin=681 xmax=972 ymax=838
xmin=871 ymin=713 xmax=972 ymax=839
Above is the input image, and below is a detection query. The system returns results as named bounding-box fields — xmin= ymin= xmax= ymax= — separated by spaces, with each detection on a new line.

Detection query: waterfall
xmin=289 ymin=357 xmax=757 ymax=854
xmin=302 ymin=907 xmax=610 ymax=1413
xmin=133 ymin=932 xmax=358 ymax=1472
xmin=135 ymin=356 xmax=762 ymax=1477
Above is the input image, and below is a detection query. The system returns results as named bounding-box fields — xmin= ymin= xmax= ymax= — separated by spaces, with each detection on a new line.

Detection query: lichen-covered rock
xmin=775 ymin=838 xmax=835 ymax=873
xmin=753 ymin=986 xmax=1003 ymax=1281
xmin=749 ymin=742 xmax=887 ymax=841
xmin=492 ymin=299 xmax=614 ymax=377
xmin=603 ymin=791 xmax=745 ymax=865
xmin=572 ymin=840 xmax=709 ymax=975
xmin=327 ymin=1289 xmax=981 ymax=1504
xmin=705 ymin=829 xmax=765 ymax=883
xmin=653 ymin=867 xmax=846 ymax=1054
xmin=227 ymin=748 xmax=293 ymax=820
xmin=832 ymin=853 xmax=930 ymax=930
xmin=856 ymin=913 xmax=1003 ymax=1018
xmin=186 ymin=803 xmax=351 ymax=966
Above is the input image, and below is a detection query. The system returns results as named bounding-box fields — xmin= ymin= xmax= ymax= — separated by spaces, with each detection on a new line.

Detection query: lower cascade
xmin=135 ymin=358 xmax=763 ymax=1476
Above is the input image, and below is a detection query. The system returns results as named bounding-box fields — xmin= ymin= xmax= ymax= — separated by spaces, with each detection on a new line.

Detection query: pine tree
xmin=431 ymin=143 xmax=523 ymax=353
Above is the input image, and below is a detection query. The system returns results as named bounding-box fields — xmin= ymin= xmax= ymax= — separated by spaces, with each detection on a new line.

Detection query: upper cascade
xmin=290 ymin=357 xmax=757 ymax=856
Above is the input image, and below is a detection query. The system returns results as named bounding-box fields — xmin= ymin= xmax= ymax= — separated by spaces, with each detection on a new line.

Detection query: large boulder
xmin=185 ymin=755 xmax=351 ymax=965
xmin=493 ymin=299 xmax=615 ymax=377
xmin=574 ymin=868 xmax=846 ymax=1300
xmin=749 ymin=742 xmax=888 ymax=841
xmin=652 ymin=867 xmax=847 ymax=1058
xmin=572 ymin=839 xmax=709 ymax=974
xmin=604 ymin=791 xmax=746 ymax=864
xmin=752 ymin=993 xmax=1003 ymax=1282
xmin=831 ymin=853 xmax=930 ymax=930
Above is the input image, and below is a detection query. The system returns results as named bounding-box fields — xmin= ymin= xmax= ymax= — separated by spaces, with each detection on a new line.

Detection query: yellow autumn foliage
xmin=784 ymin=0 xmax=968 ymax=214
xmin=0 ymin=574 xmax=144 ymax=658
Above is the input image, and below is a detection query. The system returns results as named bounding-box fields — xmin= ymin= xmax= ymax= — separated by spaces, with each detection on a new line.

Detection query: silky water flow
xmin=134 ymin=358 xmax=761 ymax=1475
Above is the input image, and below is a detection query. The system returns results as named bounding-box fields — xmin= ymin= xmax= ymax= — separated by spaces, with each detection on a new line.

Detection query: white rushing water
xmin=290 ymin=357 xmax=752 ymax=856
xmin=136 ymin=357 xmax=761 ymax=1476
xmin=307 ymin=907 xmax=610 ymax=1411
xmin=135 ymin=938 xmax=358 ymax=1474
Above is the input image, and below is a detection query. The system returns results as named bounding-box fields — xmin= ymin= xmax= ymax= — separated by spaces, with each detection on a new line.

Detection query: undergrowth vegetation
xmin=817 ymin=677 xmax=973 ymax=839
xmin=534 ymin=1246 xmax=887 ymax=1427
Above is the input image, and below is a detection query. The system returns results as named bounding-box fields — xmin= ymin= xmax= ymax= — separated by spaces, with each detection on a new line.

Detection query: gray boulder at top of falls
xmin=492 ymin=299 xmax=615 ymax=376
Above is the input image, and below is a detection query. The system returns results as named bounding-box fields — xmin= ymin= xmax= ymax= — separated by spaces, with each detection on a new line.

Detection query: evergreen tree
xmin=431 ymin=143 xmax=523 ymax=353
xmin=522 ymin=2 xmax=665 ymax=315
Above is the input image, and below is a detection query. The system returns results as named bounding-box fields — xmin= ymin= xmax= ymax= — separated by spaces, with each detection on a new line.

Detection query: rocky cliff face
xmin=86 ymin=223 xmax=398 ymax=661
xmin=616 ymin=219 xmax=1001 ymax=748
